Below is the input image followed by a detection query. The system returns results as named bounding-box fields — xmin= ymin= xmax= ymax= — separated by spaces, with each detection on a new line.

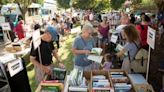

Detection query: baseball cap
xmin=46 ymin=26 xmax=58 ymax=41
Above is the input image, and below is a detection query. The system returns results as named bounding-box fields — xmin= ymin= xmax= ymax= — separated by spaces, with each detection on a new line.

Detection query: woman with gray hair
xmin=72 ymin=24 xmax=96 ymax=71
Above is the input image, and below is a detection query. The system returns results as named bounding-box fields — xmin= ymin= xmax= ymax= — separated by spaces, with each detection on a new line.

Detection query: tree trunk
xmin=155 ymin=0 xmax=164 ymax=12
xmin=16 ymin=2 xmax=28 ymax=22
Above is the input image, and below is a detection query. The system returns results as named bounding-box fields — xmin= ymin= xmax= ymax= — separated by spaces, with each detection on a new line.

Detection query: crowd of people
xmin=1 ymin=10 xmax=164 ymax=87
xmin=72 ymin=10 xmax=164 ymax=74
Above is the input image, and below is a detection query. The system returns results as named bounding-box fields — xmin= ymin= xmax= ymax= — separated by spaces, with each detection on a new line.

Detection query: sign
xmin=111 ymin=34 xmax=118 ymax=44
xmin=0 ymin=16 xmax=5 ymax=23
xmin=32 ymin=29 xmax=41 ymax=50
xmin=147 ymin=27 xmax=156 ymax=49
xmin=1 ymin=22 xmax=11 ymax=30
xmin=8 ymin=59 xmax=23 ymax=77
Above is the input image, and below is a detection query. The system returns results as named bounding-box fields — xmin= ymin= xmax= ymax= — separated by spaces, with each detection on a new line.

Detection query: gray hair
xmin=82 ymin=24 xmax=94 ymax=33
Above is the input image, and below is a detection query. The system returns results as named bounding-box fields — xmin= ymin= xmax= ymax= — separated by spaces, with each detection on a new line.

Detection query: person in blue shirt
xmin=72 ymin=24 xmax=96 ymax=71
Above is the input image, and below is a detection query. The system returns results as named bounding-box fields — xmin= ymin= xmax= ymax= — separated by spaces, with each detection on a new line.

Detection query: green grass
xmin=26 ymin=33 xmax=76 ymax=92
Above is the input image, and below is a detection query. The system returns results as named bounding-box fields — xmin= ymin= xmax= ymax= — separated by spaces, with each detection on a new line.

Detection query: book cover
xmin=52 ymin=68 xmax=66 ymax=81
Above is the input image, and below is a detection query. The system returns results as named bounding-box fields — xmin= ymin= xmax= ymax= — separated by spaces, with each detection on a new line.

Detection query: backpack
xmin=130 ymin=42 xmax=148 ymax=73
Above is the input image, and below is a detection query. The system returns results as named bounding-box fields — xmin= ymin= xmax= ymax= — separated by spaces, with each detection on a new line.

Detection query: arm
xmin=30 ymin=56 xmax=52 ymax=75
xmin=101 ymin=62 xmax=105 ymax=68
xmin=52 ymin=49 xmax=65 ymax=68
xmin=116 ymin=48 xmax=126 ymax=58
xmin=72 ymin=48 xmax=90 ymax=55
xmin=52 ymin=49 xmax=60 ymax=62
xmin=30 ymin=56 xmax=41 ymax=68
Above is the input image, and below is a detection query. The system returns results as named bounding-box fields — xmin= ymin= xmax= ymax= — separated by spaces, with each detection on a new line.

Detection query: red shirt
xmin=14 ymin=21 xmax=25 ymax=39
xmin=136 ymin=24 xmax=148 ymax=47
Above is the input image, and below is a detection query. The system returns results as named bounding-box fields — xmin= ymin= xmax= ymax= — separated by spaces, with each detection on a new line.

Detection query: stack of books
xmin=92 ymin=75 xmax=112 ymax=92
xmin=39 ymin=80 xmax=64 ymax=92
xmin=110 ymin=72 xmax=132 ymax=92
xmin=69 ymin=69 xmax=89 ymax=92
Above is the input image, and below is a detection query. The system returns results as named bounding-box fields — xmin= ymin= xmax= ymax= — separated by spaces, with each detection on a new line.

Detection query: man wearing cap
xmin=30 ymin=26 xmax=64 ymax=84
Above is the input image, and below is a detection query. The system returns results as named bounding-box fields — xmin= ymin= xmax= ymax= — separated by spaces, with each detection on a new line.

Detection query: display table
xmin=3 ymin=38 xmax=31 ymax=62
xmin=0 ymin=55 xmax=31 ymax=92
xmin=35 ymin=69 xmax=154 ymax=92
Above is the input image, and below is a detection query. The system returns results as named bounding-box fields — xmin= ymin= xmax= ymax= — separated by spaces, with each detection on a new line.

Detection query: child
xmin=102 ymin=53 xmax=112 ymax=70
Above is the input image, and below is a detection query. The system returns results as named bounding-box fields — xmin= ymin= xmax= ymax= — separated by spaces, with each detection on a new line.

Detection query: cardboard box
xmin=91 ymin=70 xmax=114 ymax=92
xmin=35 ymin=74 xmax=65 ymax=92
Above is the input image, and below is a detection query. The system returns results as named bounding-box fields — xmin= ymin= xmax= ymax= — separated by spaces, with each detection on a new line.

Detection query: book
xmin=87 ymin=55 xmax=103 ymax=64
xmin=92 ymin=87 xmax=112 ymax=90
xmin=115 ymin=44 xmax=127 ymax=56
xmin=51 ymin=68 xmax=66 ymax=81
xmin=41 ymin=86 xmax=60 ymax=92
xmin=69 ymin=86 xmax=88 ymax=92
xmin=93 ymin=81 xmax=110 ymax=87
xmin=90 ymin=48 xmax=103 ymax=55
xmin=92 ymin=75 xmax=106 ymax=81
xmin=110 ymin=72 xmax=124 ymax=75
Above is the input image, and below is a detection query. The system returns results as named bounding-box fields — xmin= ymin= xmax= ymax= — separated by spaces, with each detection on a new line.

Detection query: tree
xmin=0 ymin=0 xmax=9 ymax=10
xmin=71 ymin=0 xmax=110 ymax=12
xmin=110 ymin=0 xmax=125 ymax=10
xmin=3 ymin=0 xmax=44 ymax=19
xmin=154 ymin=0 xmax=164 ymax=12
xmin=72 ymin=0 xmax=96 ymax=10
xmin=56 ymin=0 xmax=71 ymax=9
xmin=93 ymin=0 xmax=110 ymax=13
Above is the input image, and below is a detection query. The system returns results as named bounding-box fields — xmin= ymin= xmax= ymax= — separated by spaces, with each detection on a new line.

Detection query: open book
xmin=115 ymin=44 xmax=127 ymax=56
xmin=87 ymin=48 xmax=103 ymax=63
xmin=90 ymin=48 xmax=103 ymax=55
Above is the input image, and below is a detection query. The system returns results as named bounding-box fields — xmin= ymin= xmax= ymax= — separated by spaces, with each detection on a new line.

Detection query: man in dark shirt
xmin=30 ymin=26 xmax=64 ymax=84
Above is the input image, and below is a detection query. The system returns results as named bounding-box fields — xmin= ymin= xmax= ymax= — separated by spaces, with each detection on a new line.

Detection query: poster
xmin=8 ymin=59 xmax=23 ymax=77
xmin=147 ymin=27 xmax=156 ymax=49
xmin=32 ymin=29 xmax=41 ymax=50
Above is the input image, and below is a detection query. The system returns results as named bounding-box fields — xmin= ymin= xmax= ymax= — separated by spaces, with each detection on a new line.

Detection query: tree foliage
xmin=56 ymin=0 xmax=71 ymax=9
xmin=72 ymin=0 xmax=95 ymax=10
xmin=0 ymin=0 xmax=9 ymax=5
xmin=154 ymin=0 xmax=164 ymax=11
xmin=93 ymin=0 xmax=110 ymax=13
xmin=110 ymin=0 xmax=125 ymax=10
xmin=71 ymin=0 xmax=110 ymax=12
